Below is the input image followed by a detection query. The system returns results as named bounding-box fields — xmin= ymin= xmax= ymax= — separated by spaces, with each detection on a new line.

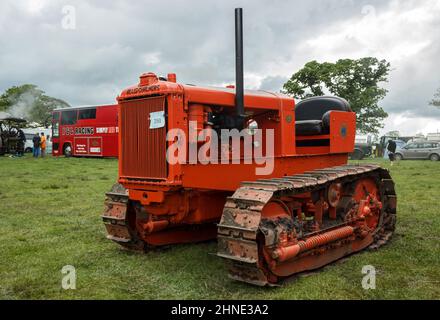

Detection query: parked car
xmin=24 ymin=133 xmax=35 ymax=153
xmin=376 ymin=136 xmax=415 ymax=158
xmin=383 ymin=140 xmax=406 ymax=159
xmin=394 ymin=142 xmax=440 ymax=161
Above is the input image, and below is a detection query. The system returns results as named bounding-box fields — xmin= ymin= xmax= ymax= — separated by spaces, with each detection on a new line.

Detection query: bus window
xmin=61 ymin=110 xmax=77 ymax=125
xmin=78 ymin=108 xmax=97 ymax=120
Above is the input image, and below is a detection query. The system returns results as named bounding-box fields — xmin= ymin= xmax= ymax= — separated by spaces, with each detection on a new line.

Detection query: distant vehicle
xmin=383 ymin=139 xmax=406 ymax=159
xmin=350 ymin=134 xmax=375 ymax=160
xmin=24 ymin=133 xmax=34 ymax=153
xmin=51 ymin=104 xmax=118 ymax=157
xmin=23 ymin=128 xmax=52 ymax=154
xmin=376 ymin=135 xmax=415 ymax=158
xmin=426 ymin=133 xmax=440 ymax=141
xmin=394 ymin=142 xmax=440 ymax=161
xmin=394 ymin=140 xmax=407 ymax=151
xmin=350 ymin=143 xmax=372 ymax=160
xmin=0 ymin=114 xmax=27 ymax=156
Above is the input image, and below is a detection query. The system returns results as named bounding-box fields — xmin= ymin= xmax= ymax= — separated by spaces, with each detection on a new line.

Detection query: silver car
xmin=395 ymin=142 xmax=440 ymax=161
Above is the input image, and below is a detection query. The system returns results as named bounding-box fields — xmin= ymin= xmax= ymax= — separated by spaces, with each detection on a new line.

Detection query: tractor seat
xmin=295 ymin=96 xmax=351 ymax=136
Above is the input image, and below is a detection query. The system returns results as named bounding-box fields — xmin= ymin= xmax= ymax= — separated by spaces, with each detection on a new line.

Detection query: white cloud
xmin=383 ymin=113 xmax=440 ymax=136
xmin=24 ymin=0 xmax=48 ymax=14
xmin=0 ymin=0 xmax=439 ymax=136
xmin=142 ymin=52 xmax=161 ymax=66
xmin=300 ymin=0 xmax=438 ymax=62
xmin=13 ymin=0 xmax=48 ymax=16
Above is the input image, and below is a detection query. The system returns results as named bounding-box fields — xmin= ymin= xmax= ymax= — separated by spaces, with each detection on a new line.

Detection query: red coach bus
xmin=52 ymin=104 xmax=119 ymax=157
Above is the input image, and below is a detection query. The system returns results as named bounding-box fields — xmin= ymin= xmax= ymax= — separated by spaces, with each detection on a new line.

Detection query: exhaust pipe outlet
xmin=235 ymin=8 xmax=246 ymax=129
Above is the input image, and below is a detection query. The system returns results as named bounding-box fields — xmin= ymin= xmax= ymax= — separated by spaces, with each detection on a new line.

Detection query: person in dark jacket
xmin=32 ymin=133 xmax=41 ymax=158
xmin=16 ymin=129 xmax=26 ymax=157
xmin=387 ymin=140 xmax=397 ymax=166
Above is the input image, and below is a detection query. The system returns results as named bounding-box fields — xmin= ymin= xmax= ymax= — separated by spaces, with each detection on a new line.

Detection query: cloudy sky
xmin=1 ymin=0 xmax=440 ymax=135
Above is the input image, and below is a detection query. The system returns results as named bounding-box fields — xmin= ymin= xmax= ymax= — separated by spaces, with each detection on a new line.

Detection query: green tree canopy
xmin=429 ymin=88 xmax=440 ymax=107
xmin=0 ymin=84 xmax=70 ymax=127
xmin=283 ymin=57 xmax=391 ymax=134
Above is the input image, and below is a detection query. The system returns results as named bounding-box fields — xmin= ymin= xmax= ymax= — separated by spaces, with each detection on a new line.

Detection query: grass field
xmin=0 ymin=155 xmax=439 ymax=300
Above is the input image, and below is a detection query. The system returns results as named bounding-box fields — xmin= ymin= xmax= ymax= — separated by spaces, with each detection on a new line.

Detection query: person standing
xmin=387 ymin=140 xmax=397 ymax=166
xmin=16 ymin=129 xmax=26 ymax=157
xmin=32 ymin=133 xmax=41 ymax=158
xmin=40 ymin=132 xmax=47 ymax=158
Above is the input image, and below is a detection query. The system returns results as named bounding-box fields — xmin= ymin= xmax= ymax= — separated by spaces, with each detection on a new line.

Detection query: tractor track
xmin=217 ymin=164 xmax=397 ymax=286
xmin=102 ymin=164 xmax=396 ymax=286
xmin=102 ymin=184 xmax=147 ymax=251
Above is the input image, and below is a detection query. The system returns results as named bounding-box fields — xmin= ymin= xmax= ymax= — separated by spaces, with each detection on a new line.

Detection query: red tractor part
xmin=101 ymin=8 xmax=396 ymax=285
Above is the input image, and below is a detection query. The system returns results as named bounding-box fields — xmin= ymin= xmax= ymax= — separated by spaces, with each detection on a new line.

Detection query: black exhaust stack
xmin=235 ymin=8 xmax=246 ymax=129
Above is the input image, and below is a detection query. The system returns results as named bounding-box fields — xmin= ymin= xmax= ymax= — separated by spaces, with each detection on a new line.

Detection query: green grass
xmin=0 ymin=155 xmax=439 ymax=300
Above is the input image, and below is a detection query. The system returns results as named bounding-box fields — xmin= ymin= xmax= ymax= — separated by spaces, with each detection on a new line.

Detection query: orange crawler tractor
xmin=102 ymin=9 xmax=396 ymax=286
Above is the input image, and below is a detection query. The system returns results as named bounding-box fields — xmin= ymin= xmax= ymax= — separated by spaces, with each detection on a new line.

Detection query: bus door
xmin=52 ymin=111 xmax=61 ymax=155
xmin=74 ymin=108 xmax=102 ymax=156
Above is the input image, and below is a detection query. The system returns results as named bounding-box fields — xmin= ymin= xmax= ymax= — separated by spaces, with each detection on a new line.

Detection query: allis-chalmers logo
xmin=126 ymin=85 xmax=160 ymax=95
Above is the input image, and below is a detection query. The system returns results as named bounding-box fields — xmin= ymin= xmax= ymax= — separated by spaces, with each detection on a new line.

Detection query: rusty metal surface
xmin=217 ymin=164 xmax=397 ymax=286
xmin=101 ymin=183 xmax=146 ymax=251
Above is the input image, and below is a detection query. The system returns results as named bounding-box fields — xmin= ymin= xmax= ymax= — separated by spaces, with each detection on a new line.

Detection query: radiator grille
xmin=120 ymin=96 xmax=167 ymax=179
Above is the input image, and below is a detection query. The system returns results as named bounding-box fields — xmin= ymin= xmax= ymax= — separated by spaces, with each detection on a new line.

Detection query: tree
xmin=0 ymin=84 xmax=70 ymax=127
xmin=429 ymin=88 xmax=440 ymax=107
xmin=0 ymin=85 xmax=40 ymax=112
xmin=283 ymin=57 xmax=391 ymax=134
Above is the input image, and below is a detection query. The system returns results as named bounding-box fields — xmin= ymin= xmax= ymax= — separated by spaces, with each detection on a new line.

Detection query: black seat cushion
xmin=295 ymin=96 xmax=351 ymax=136
xmin=296 ymin=120 xmax=324 ymax=136
xmin=296 ymin=96 xmax=351 ymax=121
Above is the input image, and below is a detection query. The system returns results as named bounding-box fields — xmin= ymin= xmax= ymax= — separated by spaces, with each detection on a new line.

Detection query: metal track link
xmin=101 ymin=184 xmax=146 ymax=251
xmin=217 ymin=164 xmax=397 ymax=285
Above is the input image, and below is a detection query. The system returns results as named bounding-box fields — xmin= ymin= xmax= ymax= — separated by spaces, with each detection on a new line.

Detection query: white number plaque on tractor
xmin=149 ymin=111 xmax=165 ymax=129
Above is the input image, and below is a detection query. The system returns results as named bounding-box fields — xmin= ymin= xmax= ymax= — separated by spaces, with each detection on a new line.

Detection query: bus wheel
xmin=64 ymin=144 xmax=72 ymax=158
